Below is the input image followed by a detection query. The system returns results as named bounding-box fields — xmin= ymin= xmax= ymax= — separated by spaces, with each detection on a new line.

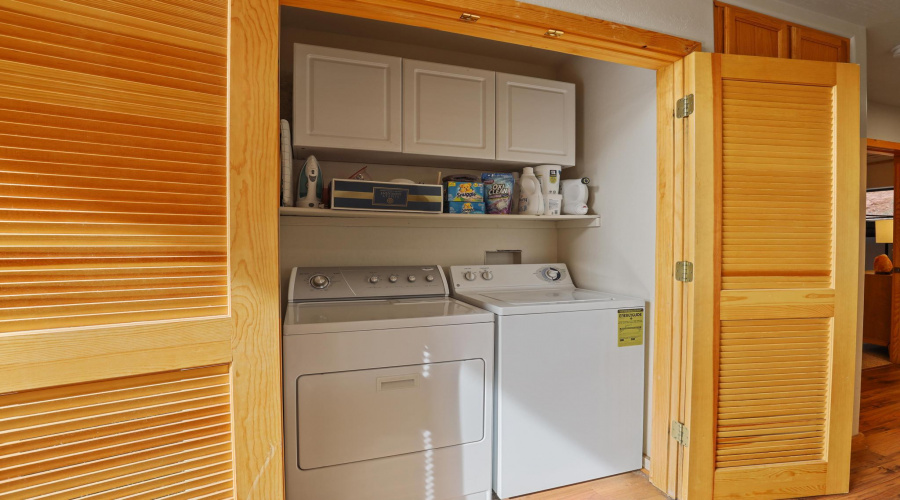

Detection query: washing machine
xmin=449 ymin=263 xmax=646 ymax=499
xmin=283 ymin=265 xmax=494 ymax=500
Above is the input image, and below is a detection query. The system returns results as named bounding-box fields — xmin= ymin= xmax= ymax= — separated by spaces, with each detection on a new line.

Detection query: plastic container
xmin=518 ymin=167 xmax=543 ymax=215
xmin=546 ymin=194 xmax=563 ymax=216
xmin=534 ymin=165 xmax=560 ymax=215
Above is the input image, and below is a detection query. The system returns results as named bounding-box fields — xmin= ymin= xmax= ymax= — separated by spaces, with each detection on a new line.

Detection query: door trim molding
xmin=279 ymin=0 xmax=700 ymax=70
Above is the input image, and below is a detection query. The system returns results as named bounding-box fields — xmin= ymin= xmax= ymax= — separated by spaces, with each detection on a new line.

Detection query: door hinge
xmin=676 ymin=94 xmax=694 ymax=118
xmin=675 ymin=261 xmax=694 ymax=282
xmin=672 ymin=420 xmax=690 ymax=447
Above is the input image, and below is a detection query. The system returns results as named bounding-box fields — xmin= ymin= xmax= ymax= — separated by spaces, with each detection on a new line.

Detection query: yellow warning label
xmin=618 ymin=309 xmax=644 ymax=347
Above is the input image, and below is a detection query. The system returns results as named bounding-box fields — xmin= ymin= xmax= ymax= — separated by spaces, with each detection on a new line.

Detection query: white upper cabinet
xmin=293 ymin=44 xmax=402 ymax=152
xmin=496 ymin=73 xmax=576 ymax=166
xmin=402 ymin=60 xmax=495 ymax=159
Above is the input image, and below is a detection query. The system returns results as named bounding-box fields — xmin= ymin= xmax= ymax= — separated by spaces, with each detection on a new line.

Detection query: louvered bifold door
xmin=0 ymin=0 xmax=282 ymax=498
xmin=682 ymin=53 xmax=860 ymax=500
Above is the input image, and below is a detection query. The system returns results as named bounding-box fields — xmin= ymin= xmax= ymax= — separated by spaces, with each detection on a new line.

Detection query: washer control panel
xmin=289 ymin=266 xmax=448 ymax=302
xmin=449 ymin=263 xmax=573 ymax=291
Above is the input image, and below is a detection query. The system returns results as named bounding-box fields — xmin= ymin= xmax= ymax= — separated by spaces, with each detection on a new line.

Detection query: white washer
xmin=283 ymin=265 xmax=494 ymax=500
xmin=449 ymin=263 xmax=646 ymax=499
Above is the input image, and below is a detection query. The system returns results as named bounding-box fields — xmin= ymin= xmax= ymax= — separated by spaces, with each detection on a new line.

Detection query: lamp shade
xmin=876 ymin=219 xmax=894 ymax=243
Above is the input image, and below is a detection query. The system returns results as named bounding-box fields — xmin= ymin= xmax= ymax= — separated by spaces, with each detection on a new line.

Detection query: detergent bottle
xmin=518 ymin=167 xmax=543 ymax=215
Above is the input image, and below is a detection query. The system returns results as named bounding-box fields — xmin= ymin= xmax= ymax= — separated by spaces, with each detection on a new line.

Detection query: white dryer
xmin=283 ymin=265 xmax=494 ymax=500
xmin=449 ymin=263 xmax=646 ymax=499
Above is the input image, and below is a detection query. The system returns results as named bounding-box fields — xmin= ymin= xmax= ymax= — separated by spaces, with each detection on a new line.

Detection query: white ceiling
xmin=867 ymin=20 xmax=900 ymax=107
xmin=777 ymin=0 xmax=900 ymax=107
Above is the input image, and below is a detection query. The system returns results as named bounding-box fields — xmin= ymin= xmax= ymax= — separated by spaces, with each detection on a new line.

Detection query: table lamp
xmin=876 ymin=219 xmax=893 ymax=255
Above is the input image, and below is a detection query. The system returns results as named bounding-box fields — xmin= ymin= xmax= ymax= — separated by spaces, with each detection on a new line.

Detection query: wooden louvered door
xmin=0 ymin=0 xmax=282 ymax=498
xmin=681 ymin=53 xmax=859 ymax=499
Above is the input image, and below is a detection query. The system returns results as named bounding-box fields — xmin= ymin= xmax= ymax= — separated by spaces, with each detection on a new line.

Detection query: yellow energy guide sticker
xmin=617 ymin=309 xmax=644 ymax=347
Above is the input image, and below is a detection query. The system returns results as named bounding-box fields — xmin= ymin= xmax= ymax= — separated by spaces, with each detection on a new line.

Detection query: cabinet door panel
xmin=792 ymin=26 xmax=850 ymax=63
xmin=496 ymin=73 xmax=575 ymax=166
xmin=403 ymin=60 xmax=495 ymax=159
xmin=723 ymin=5 xmax=790 ymax=58
xmin=293 ymin=44 xmax=402 ymax=152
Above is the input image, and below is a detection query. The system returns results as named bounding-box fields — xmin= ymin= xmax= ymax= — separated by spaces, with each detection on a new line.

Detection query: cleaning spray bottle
xmin=518 ymin=167 xmax=543 ymax=215
xmin=296 ymin=155 xmax=324 ymax=208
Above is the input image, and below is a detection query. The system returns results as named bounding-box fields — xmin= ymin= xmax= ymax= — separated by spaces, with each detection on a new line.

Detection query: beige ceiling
xmin=867 ymin=20 xmax=900 ymax=107
xmin=777 ymin=0 xmax=900 ymax=27
xmin=778 ymin=0 xmax=900 ymax=107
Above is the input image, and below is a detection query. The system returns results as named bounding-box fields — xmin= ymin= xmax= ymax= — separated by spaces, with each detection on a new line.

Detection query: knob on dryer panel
xmin=289 ymin=266 xmax=448 ymax=301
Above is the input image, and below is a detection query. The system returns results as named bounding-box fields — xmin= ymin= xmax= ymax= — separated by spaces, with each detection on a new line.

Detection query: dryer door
xmin=297 ymin=359 xmax=485 ymax=469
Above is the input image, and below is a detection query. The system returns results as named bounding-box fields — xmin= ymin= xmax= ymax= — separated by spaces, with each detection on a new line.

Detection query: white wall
xmin=556 ymin=58 xmax=657 ymax=455
xmin=869 ymin=101 xmax=900 ymax=143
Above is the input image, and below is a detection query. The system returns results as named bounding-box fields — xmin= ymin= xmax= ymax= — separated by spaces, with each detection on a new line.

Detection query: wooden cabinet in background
xmin=714 ymin=1 xmax=850 ymax=63
xmin=717 ymin=2 xmax=790 ymax=57
xmin=792 ymin=25 xmax=850 ymax=63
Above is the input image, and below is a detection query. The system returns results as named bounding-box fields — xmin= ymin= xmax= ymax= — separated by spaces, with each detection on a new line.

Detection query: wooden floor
xmin=517 ymin=363 xmax=900 ymax=500
xmin=807 ymin=362 xmax=900 ymax=500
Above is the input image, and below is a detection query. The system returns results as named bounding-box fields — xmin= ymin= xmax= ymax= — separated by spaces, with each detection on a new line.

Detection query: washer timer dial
xmin=542 ymin=267 xmax=562 ymax=281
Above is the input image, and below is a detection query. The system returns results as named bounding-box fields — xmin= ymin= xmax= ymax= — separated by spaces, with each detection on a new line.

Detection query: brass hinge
xmin=672 ymin=420 xmax=690 ymax=447
xmin=675 ymin=261 xmax=693 ymax=282
xmin=459 ymin=12 xmax=481 ymax=22
xmin=676 ymin=94 xmax=694 ymax=118
xmin=545 ymin=29 xmax=565 ymax=37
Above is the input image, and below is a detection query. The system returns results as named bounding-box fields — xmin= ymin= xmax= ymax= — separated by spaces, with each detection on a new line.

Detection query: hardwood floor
xmin=807 ymin=362 xmax=900 ymax=500
xmin=511 ymin=471 xmax=666 ymax=500
xmin=516 ymin=363 xmax=900 ymax=500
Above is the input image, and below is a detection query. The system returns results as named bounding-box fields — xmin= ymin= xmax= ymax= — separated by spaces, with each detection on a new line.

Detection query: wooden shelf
xmin=279 ymin=207 xmax=600 ymax=228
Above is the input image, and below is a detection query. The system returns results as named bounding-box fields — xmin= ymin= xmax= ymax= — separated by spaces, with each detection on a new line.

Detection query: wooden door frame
xmin=867 ymin=138 xmax=900 ymax=363
xmin=278 ymin=0 xmax=698 ymax=496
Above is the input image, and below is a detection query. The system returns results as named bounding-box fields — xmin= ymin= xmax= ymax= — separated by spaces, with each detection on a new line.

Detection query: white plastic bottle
xmin=518 ymin=167 xmax=543 ymax=215
xmin=534 ymin=165 xmax=560 ymax=215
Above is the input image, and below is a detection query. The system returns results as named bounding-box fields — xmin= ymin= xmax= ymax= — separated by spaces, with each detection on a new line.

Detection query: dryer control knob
xmin=310 ymin=274 xmax=330 ymax=289
xmin=368 ymin=276 xmax=379 ymax=284
xmin=464 ymin=271 xmax=477 ymax=281
xmin=482 ymin=271 xmax=493 ymax=280
xmin=389 ymin=275 xmax=399 ymax=283
xmin=407 ymin=275 xmax=416 ymax=282
xmin=425 ymin=275 xmax=435 ymax=282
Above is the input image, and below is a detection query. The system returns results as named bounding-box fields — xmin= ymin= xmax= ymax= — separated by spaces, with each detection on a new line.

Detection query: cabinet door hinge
xmin=676 ymin=94 xmax=694 ymax=118
xmin=672 ymin=420 xmax=690 ymax=447
xmin=675 ymin=261 xmax=693 ymax=282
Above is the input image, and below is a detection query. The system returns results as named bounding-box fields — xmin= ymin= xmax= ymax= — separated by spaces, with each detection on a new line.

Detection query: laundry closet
xmin=278 ymin=5 xmax=658 ymax=498
xmin=278 ymin=9 xmax=657 ymax=346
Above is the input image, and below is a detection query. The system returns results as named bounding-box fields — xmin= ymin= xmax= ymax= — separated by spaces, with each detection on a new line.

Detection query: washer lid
xmin=283 ymin=297 xmax=493 ymax=335
xmin=453 ymin=288 xmax=644 ymax=315
xmin=480 ymin=288 xmax=617 ymax=305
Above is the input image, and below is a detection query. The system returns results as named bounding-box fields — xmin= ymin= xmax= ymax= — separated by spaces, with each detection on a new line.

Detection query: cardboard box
xmin=446 ymin=201 xmax=486 ymax=214
xmin=331 ymin=179 xmax=443 ymax=213
xmin=482 ymin=173 xmax=515 ymax=214
xmin=445 ymin=181 xmax=484 ymax=202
